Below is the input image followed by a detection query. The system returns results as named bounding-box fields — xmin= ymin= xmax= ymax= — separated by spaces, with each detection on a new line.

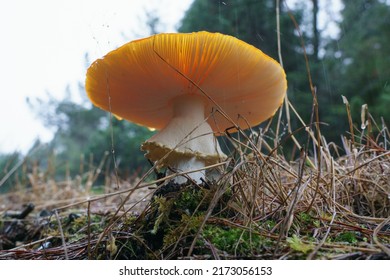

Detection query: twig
xmin=54 ymin=209 xmax=69 ymax=260
xmin=308 ymin=157 xmax=337 ymax=259
xmin=274 ymin=0 xmax=285 ymax=151
xmin=346 ymin=150 xmax=390 ymax=175
xmin=0 ymin=236 xmax=55 ymax=257
xmin=308 ymin=212 xmax=337 ymax=260
xmin=373 ymin=216 xmax=390 ymax=257
xmin=87 ymin=200 xmax=92 ymax=259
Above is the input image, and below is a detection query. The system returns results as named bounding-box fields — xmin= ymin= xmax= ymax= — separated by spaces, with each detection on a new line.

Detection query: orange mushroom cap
xmin=85 ymin=31 xmax=287 ymax=133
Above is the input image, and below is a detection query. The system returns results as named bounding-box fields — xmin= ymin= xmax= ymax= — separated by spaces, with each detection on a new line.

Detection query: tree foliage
xmin=325 ymin=0 xmax=390 ymax=119
xmin=27 ymin=85 xmax=154 ymax=182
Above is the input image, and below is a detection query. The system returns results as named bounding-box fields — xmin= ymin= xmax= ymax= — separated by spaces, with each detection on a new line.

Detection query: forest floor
xmin=1 ymin=116 xmax=389 ymax=259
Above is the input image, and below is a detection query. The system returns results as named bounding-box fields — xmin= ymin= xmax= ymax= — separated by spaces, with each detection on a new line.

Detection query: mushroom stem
xmin=142 ymin=94 xmax=226 ymax=184
xmin=166 ymin=157 xmax=206 ymax=184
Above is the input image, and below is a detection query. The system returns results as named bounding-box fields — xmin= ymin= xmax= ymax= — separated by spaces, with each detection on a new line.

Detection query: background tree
xmin=324 ymin=0 xmax=390 ymax=126
xmin=311 ymin=0 xmax=319 ymax=61
xmin=0 ymin=152 xmax=22 ymax=193
xmin=27 ymin=84 xmax=154 ymax=183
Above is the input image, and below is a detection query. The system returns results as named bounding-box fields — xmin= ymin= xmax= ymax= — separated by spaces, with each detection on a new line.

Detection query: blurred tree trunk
xmin=312 ymin=0 xmax=319 ymax=61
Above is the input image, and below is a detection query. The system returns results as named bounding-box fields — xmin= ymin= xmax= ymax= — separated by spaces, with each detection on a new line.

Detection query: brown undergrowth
xmin=0 ymin=100 xmax=389 ymax=259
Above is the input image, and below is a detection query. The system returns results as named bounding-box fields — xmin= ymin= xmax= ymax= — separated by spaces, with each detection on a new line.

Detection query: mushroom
xmin=85 ymin=31 xmax=287 ymax=184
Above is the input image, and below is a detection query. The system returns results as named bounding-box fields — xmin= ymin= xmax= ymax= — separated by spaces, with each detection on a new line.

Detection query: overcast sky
xmin=0 ymin=0 xmax=192 ymax=154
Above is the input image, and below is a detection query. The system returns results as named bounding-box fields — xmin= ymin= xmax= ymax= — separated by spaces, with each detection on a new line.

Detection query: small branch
xmin=54 ymin=209 xmax=69 ymax=260
xmin=373 ymin=216 xmax=390 ymax=257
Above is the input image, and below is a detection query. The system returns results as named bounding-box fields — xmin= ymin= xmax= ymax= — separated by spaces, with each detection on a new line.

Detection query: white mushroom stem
xmin=142 ymin=94 xmax=226 ymax=184
xmin=167 ymin=157 xmax=206 ymax=184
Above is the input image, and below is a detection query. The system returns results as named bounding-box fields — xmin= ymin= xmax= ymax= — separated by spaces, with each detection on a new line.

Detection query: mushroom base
xmin=141 ymin=94 xmax=226 ymax=184
xmin=166 ymin=157 xmax=205 ymax=184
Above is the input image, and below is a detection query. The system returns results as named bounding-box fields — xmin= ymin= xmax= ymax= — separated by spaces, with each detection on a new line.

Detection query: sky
xmin=0 ymin=0 xmax=341 ymax=155
xmin=0 ymin=0 xmax=192 ymax=154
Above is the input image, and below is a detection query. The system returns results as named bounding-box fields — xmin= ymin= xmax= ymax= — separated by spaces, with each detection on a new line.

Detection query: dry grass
xmin=0 ymin=98 xmax=389 ymax=260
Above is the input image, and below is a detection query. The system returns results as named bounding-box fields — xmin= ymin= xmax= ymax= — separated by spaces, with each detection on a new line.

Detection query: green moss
xmin=151 ymin=196 xmax=174 ymax=235
xmin=263 ymin=220 xmax=277 ymax=231
xmin=163 ymin=213 xmax=204 ymax=246
xmin=313 ymin=219 xmax=321 ymax=228
xmin=203 ymin=226 xmax=265 ymax=256
xmin=335 ymin=232 xmax=358 ymax=244
xmin=286 ymin=234 xmax=314 ymax=254
xmin=68 ymin=214 xmax=104 ymax=234
xmin=298 ymin=212 xmax=312 ymax=223
xmin=296 ymin=212 xmax=322 ymax=232
xmin=41 ymin=211 xmax=109 ymax=247
xmin=173 ymin=187 xmax=211 ymax=214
